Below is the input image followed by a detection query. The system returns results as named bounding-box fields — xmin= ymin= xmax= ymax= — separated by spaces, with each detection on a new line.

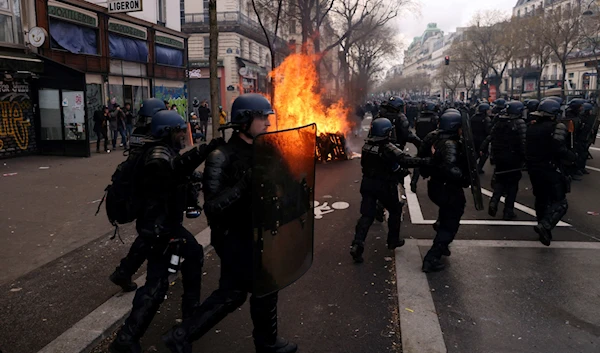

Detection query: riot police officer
xmin=163 ymin=94 xmax=297 ymax=353
xmin=492 ymin=98 xmax=506 ymax=119
xmin=563 ymin=98 xmax=585 ymax=180
xmin=411 ymin=101 xmax=439 ymax=192
xmin=525 ymin=99 xmax=540 ymax=124
xmin=376 ymin=96 xmax=422 ymax=150
xmin=471 ymin=103 xmax=493 ymax=174
xmin=350 ymin=118 xmax=431 ymax=263
xmin=481 ymin=101 xmax=527 ymax=220
xmin=108 ymin=98 xmax=169 ymax=293
xmin=577 ymin=102 xmax=596 ymax=174
xmin=526 ymin=99 xmax=576 ymax=246
xmin=418 ymin=109 xmax=470 ymax=273
xmin=108 ymin=98 xmax=206 ymax=294
xmin=110 ymin=110 xmax=216 ymax=353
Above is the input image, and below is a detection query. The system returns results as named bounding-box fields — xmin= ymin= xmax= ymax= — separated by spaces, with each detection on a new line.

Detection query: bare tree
xmin=540 ymin=5 xmax=583 ymax=97
xmin=348 ymin=23 xmax=399 ymax=101
xmin=437 ymin=64 xmax=463 ymax=100
xmin=512 ymin=14 xmax=553 ymax=99
xmin=464 ymin=11 xmax=516 ymax=90
xmin=579 ymin=8 xmax=600 ymax=93
xmin=251 ymin=0 xmax=284 ymax=112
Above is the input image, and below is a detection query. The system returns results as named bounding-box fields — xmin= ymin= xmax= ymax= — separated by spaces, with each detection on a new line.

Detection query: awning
xmin=236 ymin=57 xmax=267 ymax=75
xmin=0 ymin=51 xmax=44 ymax=73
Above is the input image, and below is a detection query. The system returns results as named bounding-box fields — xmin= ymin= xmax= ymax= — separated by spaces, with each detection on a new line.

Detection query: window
xmin=258 ymin=46 xmax=263 ymax=65
xmin=249 ymin=42 xmax=253 ymax=60
xmin=49 ymin=19 xmax=98 ymax=55
xmin=157 ymin=0 xmax=166 ymax=26
xmin=203 ymin=0 xmax=209 ymax=22
xmin=203 ymin=36 xmax=209 ymax=57
xmin=180 ymin=0 xmax=185 ymax=25
xmin=568 ymin=73 xmax=574 ymax=78
xmin=240 ymin=39 xmax=245 ymax=58
xmin=517 ymin=10 xmax=520 ymax=17
xmin=0 ymin=0 xmax=23 ymax=44
xmin=289 ymin=20 xmax=297 ymax=34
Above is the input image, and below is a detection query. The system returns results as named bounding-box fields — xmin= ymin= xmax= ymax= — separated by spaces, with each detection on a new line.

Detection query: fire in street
xmin=269 ymin=53 xmax=351 ymax=162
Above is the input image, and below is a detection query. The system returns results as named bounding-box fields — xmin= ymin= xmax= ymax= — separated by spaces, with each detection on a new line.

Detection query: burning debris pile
xmin=270 ymin=53 xmax=351 ymax=162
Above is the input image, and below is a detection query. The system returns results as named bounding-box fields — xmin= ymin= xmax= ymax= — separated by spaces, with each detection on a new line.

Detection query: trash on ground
xmin=3 ymin=173 xmax=17 ymax=177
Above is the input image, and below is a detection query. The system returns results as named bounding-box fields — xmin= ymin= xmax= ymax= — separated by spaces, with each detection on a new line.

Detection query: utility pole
xmin=209 ymin=0 xmax=220 ymax=139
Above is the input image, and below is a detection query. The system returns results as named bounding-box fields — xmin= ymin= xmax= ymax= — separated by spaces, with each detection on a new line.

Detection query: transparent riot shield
xmin=462 ymin=113 xmax=484 ymax=210
xmin=252 ymin=123 xmax=317 ymax=297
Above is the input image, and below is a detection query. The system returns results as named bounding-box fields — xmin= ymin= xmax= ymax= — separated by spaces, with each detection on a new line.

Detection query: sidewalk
xmin=0 ymin=129 xmax=219 ymax=353
xmin=0 ymin=126 xmax=218 ymax=285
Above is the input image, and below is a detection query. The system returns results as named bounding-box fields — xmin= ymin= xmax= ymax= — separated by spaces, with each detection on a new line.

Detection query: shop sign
xmin=48 ymin=5 xmax=97 ymax=27
xmin=108 ymin=20 xmax=147 ymax=40
xmin=156 ymin=34 xmax=184 ymax=49
xmin=108 ymin=0 xmax=143 ymax=13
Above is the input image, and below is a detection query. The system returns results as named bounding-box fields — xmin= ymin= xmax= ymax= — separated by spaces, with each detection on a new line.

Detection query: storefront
xmin=236 ymin=57 xmax=267 ymax=94
xmin=187 ymin=59 xmax=226 ymax=117
xmin=0 ymin=52 xmax=44 ymax=159
xmin=33 ymin=0 xmax=188 ymax=157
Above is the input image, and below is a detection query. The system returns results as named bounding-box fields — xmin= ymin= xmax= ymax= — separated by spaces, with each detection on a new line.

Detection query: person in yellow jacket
xmin=219 ymin=106 xmax=227 ymax=125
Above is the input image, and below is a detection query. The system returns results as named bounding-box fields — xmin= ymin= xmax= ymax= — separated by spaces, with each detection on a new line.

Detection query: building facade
xmin=0 ymin=0 xmax=188 ymax=158
xmin=182 ymin=0 xmax=290 ymax=113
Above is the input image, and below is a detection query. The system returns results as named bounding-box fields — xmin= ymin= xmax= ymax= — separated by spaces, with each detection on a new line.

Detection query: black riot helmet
xmin=546 ymin=96 xmax=563 ymax=105
xmin=477 ymin=103 xmax=491 ymax=114
xmin=230 ymin=93 xmax=274 ymax=127
xmin=439 ymin=109 xmax=463 ymax=132
xmin=526 ymin=99 xmax=540 ymax=112
xmin=422 ymin=101 xmax=437 ymax=113
xmin=567 ymin=98 xmax=586 ymax=111
xmin=138 ymin=98 xmax=167 ymax=118
xmin=506 ymin=101 xmax=524 ymax=116
xmin=386 ymin=96 xmax=405 ymax=112
xmin=583 ymin=102 xmax=594 ymax=112
xmin=536 ymin=99 xmax=562 ymax=117
xmin=367 ymin=117 xmax=394 ymax=143
xmin=492 ymin=98 xmax=506 ymax=109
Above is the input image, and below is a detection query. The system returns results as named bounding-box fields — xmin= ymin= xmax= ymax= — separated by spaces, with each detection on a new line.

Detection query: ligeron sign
xmin=108 ymin=0 xmax=143 ymax=13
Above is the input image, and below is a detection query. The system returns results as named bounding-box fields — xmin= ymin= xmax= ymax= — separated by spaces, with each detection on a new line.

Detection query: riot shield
xmin=252 ymin=123 xmax=317 ymax=298
xmin=461 ymin=113 xmax=484 ymax=210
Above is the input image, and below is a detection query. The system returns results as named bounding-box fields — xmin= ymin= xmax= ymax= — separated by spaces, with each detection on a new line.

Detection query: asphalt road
xmin=3 ymin=116 xmax=600 ymax=353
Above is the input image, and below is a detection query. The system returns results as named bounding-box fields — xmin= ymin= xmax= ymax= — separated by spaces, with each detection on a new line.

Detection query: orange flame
xmin=270 ymin=53 xmax=350 ymax=135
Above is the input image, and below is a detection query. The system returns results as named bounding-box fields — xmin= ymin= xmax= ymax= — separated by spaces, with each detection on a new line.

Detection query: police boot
xmin=534 ymin=224 xmax=552 ymax=246
xmin=410 ymin=180 xmax=418 ymax=193
xmin=432 ymin=220 xmax=440 ymax=232
xmin=109 ymin=268 xmax=138 ymax=292
xmin=422 ymin=244 xmax=446 ymax=273
xmin=162 ymin=326 xmax=192 ymax=353
xmin=350 ymin=241 xmax=364 ymax=263
xmin=109 ymin=332 xmax=141 ymax=353
xmin=251 ymin=294 xmax=298 ymax=353
xmin=503 ymin=211 xmax=517 ymax=220
xmin=387 ymin=237 xmax=405 ymax=250
xmin=488 ymin=200 xmax=498 ymax=217
xmin=440 ymin=244 xmax=451 ymax=257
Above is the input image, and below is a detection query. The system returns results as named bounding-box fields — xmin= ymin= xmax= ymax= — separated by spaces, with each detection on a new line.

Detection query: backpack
xmin=96 ymin=144 xmax=154 ymax=231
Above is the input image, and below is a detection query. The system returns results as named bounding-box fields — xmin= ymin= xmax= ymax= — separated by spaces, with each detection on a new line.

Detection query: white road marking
xmin=589 ymin=146 xmax=600 ymax=152
xmin=415 ymin=239 xmax=600 ymax=249
xmin=586 ymin=166 xmax=600 ymax=172
xmin=395 ymin=240 xmax=447 ymax=353
xmin=403 ymin=176 xmax=571 ymax=227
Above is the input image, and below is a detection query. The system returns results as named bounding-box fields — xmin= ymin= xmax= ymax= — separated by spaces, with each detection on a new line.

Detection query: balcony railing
xmin=183 ymin=11 xmax=287 ymax=49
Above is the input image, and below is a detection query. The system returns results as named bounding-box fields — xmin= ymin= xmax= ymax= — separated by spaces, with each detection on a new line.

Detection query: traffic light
xmin=444 ymin=56 xmax=450 ymax=65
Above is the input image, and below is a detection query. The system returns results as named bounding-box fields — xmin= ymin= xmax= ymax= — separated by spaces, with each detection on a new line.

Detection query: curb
xmin=37 ymin=227 xmax=212 ymax=353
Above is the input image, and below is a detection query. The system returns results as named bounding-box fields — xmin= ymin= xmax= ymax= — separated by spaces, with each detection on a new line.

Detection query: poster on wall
xmin=0 ymin=80 xmax=35 ymax=155
xmin=524 ymin=79 xmax=536 ymax=92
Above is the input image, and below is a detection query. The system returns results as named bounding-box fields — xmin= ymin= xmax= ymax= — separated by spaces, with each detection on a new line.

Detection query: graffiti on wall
xmin=0 ymin=80 xmax=35 ymax=157
xmin=154 ymin=85 xmax=187 ymax=118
